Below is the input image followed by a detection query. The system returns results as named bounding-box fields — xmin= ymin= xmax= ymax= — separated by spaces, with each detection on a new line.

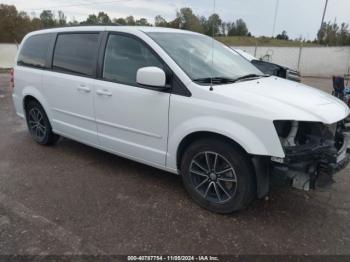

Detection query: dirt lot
xmin=0 ymin=74 xmax=350 ymax=255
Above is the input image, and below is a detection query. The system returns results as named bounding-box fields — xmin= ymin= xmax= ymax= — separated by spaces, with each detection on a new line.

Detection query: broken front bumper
xmin=271 ymin=131 xmax=350 ymax=191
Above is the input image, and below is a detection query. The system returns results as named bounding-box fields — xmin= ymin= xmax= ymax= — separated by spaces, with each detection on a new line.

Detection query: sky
xmin=2 ymin=0 xmax=350 ymax=40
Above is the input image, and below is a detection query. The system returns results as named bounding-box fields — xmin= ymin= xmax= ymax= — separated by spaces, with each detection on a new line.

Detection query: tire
xmin=181 ymin=138 xmax=256 ymax=213
xmin=25 ymin=100 xmax=59 ymax=145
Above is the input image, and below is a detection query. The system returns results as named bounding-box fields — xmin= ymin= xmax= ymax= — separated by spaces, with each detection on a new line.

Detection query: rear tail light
xmin=10 ymin=68 xmax=14 ymax=89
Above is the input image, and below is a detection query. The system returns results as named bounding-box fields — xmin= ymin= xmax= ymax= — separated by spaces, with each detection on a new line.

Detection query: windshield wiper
xmin=193 ymin=77 xmax=236 ymax=85
xmin=233 ymin=74 xmax=269 ymax=82
xmin=193 ymin=74 xmax=269 ymax=85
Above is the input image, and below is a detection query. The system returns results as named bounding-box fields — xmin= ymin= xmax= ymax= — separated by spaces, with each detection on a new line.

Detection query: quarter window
xmin=103 ymin=34 xmax=163 ymax=86
xmin=17 ymin=34 xmax=53 ymax=68
xmin=53 ymin=33 xmax=99 ymax=77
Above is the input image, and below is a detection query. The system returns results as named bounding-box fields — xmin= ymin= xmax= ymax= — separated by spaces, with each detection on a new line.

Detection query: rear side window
xmin=103 ymin=34 xmax=163 ymax=86
xmin=17 ymin=34 xmax=53 ymax=68
xmin=53 ymin=33 xmax=99 ymax=77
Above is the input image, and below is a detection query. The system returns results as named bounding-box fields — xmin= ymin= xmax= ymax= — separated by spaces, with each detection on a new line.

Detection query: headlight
xmin=274 ymin=120 xmax=293 ymax=139
xmin=274 ymin=120 xmax=336 ymax=148
xmin=274 ymin=120 xmax=298 ymax=146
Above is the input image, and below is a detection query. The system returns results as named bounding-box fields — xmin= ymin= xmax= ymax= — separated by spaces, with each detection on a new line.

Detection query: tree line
xmin=1 ymin=3 xmax=350 ymax=46
xmin=317 ymin=20 xmax=350 ymax=46
xmin=0 ymin=4 xmax=250 ymax=43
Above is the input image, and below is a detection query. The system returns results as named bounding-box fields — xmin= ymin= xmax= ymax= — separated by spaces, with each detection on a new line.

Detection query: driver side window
xmin=103 ymin=34 xmax=163 ymax=86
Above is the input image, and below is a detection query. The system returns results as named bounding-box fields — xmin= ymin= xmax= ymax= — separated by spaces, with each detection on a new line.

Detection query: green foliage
xmin=84 ymin=12 xmax=111 ymax=24
xmin=216 ymin=36 xmax=318 ymax=47
xmin=57 ymin=11 xmax=66 ymax=26
xmin=97 ymin=12 xmax=111 ymax=24
xmin=113 ymin=18 xmax=127 ymax=25
xmin=175 ymin=7 xmax=203 ymax=33
xmin=135 ymin=18 xmax=151 ymax=26
xmin=338 ymin=23 xmax=350 ymax=45
xmin=205 ymin=14 xmax=222 ymax=36
xmin=40 ymin=10 xmax=55 ymax=28
xmin=85 ymin=14 xmax=98 ymax=24
xmin=1 ymin=3 xmax=350 ymax=47
xmin=0 ymin=4 xmax=42 ymax=43
xmin=227 ymin=19 xmax=249 ymax=36
xmin=154 ymin=15 xmax=169 ymax=27
xmin=317 ymin=20 xmax=350 ymax=45
xmin=0 ymin=4 xmax=249 ymax=43
xmin=276 ymin=30 xmax=289 ymax=40
xmin=125 ymin=16 xmax=136 ymax=26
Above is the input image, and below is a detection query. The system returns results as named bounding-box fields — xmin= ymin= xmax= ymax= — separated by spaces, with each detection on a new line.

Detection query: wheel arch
xmin=22 ymin=92 xmax=59 ymax=145
xmin=22 ymin=87 xmax=52 ymax=121
xmin=174 ymin=130 xmax=270 ymax=200
xmin=23 ymin=95 xmax=40 ymax=111
xmin=176 ymin=131 xmax=248 ymax=171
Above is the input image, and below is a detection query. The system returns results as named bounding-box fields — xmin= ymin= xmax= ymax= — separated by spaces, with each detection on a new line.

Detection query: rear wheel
xmin=181 ymin=138 xmax=255 ymax=213
xmin=25 ymin=100 xmax=59 ymax=145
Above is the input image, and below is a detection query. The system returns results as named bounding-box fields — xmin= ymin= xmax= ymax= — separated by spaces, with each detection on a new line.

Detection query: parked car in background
xmin=12 ymin=26 xmax=349 ymax=213
xmin=233 ymin=48 xmax=301 ymax=82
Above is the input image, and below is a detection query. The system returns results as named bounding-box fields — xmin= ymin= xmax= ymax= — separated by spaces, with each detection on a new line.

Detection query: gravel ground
xmin=0 ymin=73 xmax=349 ymax=255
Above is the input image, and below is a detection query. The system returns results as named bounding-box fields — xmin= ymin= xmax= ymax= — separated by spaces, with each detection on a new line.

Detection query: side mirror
xmin=136 ymin=67 xmax=166 ymax=88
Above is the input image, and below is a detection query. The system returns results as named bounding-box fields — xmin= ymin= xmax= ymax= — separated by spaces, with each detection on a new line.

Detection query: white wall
xmin=235 ymin=45 xmax=350 ymax=78
xmin=1 ymin=43 xmax=350 ymax=77
xmin=299 ymin=47 xmax=350 ymax=77
xmin=0 ymin=43 xmax=18 ymax=68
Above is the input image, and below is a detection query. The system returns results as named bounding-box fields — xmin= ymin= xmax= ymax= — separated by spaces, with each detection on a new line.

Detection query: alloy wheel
xmin=28 ymin=108 xmax=47 ymax=140
xmin=189 ymin=151 xmax=238 ymax=203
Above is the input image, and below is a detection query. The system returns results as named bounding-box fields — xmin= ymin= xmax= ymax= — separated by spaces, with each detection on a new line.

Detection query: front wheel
xmin=181 ymin=138 xmax=256 ymax=213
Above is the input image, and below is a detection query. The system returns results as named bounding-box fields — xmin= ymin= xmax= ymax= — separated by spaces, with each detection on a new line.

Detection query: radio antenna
xmin=209 ymin=0 xmax=216 ymax=91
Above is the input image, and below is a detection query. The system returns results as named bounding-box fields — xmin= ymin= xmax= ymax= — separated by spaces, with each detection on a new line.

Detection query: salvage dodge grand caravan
xmin=12 ymin=26 xmax=350 ymax=213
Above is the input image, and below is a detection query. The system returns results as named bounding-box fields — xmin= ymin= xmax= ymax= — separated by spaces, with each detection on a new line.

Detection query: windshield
xmin=147 ymin=32 xmax=263 ymax=84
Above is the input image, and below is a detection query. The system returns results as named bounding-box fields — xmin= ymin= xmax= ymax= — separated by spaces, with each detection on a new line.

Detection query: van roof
xmin=27 ymin=26 xmax=200 ymax=36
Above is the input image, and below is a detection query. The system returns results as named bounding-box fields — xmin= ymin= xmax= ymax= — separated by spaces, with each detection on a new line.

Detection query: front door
xmin=94 ymin=33 xmax=170 ymax=166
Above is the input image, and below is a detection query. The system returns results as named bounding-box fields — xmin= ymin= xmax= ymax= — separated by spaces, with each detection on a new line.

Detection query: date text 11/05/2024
xmin=127 ymin=256 xmax=220 ymax=261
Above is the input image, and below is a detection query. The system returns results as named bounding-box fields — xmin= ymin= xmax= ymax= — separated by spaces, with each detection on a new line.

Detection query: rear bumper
xmin=12 ymin=93 xmax=24 ymax=118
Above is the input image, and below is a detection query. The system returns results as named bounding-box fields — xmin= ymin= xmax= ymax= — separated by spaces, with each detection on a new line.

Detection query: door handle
xmin=77 ymin=85 xmax=91 ymax=93
xmin=96 ymin=89 xmax=112 ymax=97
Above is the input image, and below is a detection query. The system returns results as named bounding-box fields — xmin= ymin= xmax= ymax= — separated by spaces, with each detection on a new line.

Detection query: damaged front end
xmin=271 ymin=120 xmax=350 ymax=190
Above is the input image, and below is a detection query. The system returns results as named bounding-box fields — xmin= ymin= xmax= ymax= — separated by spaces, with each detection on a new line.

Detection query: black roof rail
xmin=77 ymin=23 xmax=122 ymax=26
xmin=45 ymin=23 xmax=122 ymax=29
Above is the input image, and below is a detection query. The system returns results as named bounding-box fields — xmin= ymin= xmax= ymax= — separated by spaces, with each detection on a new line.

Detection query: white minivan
xmin=12 ymin=26 xmax=350 ymax=213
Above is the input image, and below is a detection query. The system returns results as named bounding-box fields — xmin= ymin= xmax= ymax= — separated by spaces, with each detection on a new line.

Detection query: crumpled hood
xmin=214 ymin=76 xmax=349 ymax=124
